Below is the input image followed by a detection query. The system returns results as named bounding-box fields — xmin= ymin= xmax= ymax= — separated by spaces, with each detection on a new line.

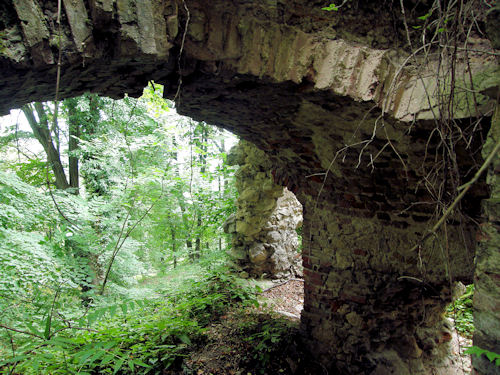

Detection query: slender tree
xmin=21 ymin=103 xmax=70 ymax=190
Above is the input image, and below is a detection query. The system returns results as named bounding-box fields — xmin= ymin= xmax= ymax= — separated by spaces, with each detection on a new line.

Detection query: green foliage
xmin=245 ymin=319 xmax=292 ymax=372
xmin=141 ymin=82 xmax=172 ymax=116
xmin=0 ymin=129 xmax=33 ymax=147
xmin=10 ymin=158 xmax=49 ymax=187
xmin=0 ymin=229 xmax=73 ymax=297
xmin=0 ymin=296 xmax=150 ymax=375
xmin=322 ymin=1 xmax=349 ymax=11
xmin=0 ymin=169 xmax=53 ymax=230
xmin=417 ymin=12 xmax=431 ymax=21
xmin=0 ymin=268 xmax=259 ymax=374
xmin=0 ymin=31 xmax=6 ymax=55
xmin=464 ymin=346 xmax=500 ymax=367
xmin=322 ymin=3 xmax=339 ymax=11
xmin=447 ymin=284 xmax=474 ymax=337
xmin=0 ymin=85 xmax=239 ymax=373
xmin=296 ymin=226 xmax=303 ymax=253
xmin=0 ymin=170 xmax=87 ymax=302
xmin=411 ymin=8 xmax=450 ymax=33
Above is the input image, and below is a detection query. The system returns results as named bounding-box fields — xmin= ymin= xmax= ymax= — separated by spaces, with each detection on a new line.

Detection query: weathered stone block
xmin=12 ymin=0 xmax=53 ymax=65
xmin=224 ymin=141 xmax=303 ymax=278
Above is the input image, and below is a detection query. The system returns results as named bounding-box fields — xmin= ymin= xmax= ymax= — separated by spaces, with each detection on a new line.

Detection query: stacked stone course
xmin=472 ymin=73 xmax=500 ymax=375
xmin=224 ymin=140 xmax=303 ymax=279
xmin=0 ymin=1 xmax=498 ymax=373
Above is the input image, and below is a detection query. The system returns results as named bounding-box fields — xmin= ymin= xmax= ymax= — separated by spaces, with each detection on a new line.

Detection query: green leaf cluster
xmin=245 ymin=319 xmax=293 ymax=372
xmin=0 ymin=268 xmax=259 ymax=374
xmin=464 ymin=346 xmax=500 ymax=367
xmin=0 ymin=31 xmax=6 ymax=55
xmin=322 ymin=3 xmax=339 ymax=11
xmin=446 ymin=284 xmax=474 ymax=337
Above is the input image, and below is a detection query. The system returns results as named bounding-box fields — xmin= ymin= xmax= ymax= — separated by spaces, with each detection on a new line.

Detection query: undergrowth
xmin=0 ymin=268 xmax=260 ymax=374
xmin=243 ymin=317 xmax=297 ymax=373
xmin=182 ymin=308 xmax=320 ymax=375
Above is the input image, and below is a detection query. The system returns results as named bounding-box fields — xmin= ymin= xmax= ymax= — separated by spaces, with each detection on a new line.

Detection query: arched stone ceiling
xmin=1 ymin=0 xmax=495 ymax=223
xmin=1 ymin=1 xmax=499 ymax=374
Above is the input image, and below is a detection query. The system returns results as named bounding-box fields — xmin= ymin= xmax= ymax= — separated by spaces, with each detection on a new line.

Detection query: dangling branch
xmin=51 ymin=0 xmax=63 ymax=134
xmin=410 ymin=134 xmax=500 ymax=253
xmin=173 ymin=0 xmax=191 ymax=105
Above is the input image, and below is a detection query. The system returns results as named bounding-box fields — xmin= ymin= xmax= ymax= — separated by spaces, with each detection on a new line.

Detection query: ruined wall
xmin=224 ymin=141 xmax=302 ymax=279
xmin=300 ymin=198 xmax=474 ymax=374
xmin=473 ymin=70 xmax=500 ymax=375
xmin=0 ymin=1 xmax=499 ymax=374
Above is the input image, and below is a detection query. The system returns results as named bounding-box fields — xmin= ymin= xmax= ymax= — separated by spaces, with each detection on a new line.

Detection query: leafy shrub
xmin=245 ymin=319 xmax=293 ymax=372
xmin=0 ymin=170 xmax=55 ymax=231
xmin=0 ymin=268 xmax=260 ymax=374
xmin=465 ymin=346 xmax=500 ymax=367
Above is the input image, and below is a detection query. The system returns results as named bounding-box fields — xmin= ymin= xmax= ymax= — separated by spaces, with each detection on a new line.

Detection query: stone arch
xmin=1 ymin=1 xmax=499 ymax=374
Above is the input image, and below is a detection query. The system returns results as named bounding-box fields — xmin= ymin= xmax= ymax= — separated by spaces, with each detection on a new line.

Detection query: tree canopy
xmin=0 ymin=84 xmax=243 ymax=373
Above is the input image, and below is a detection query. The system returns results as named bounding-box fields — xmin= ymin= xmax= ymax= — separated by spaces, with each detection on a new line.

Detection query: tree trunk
xmin=68 ymin=127 xmax=79 ymax=192
xmin=195 ymin=214 xmax=202 ymax=259
xmin=21 ymin=103 xmax=70 ymax=190
xmin=194 ymin=123 xmax=208 ymax=259
xmin=67 ymin=94 xmax=104 ymax=196
xmin=65 ymin=99 xmax=80 ymax=193
xmin=171 ymin=226 xmax=177 ymax=269
xmin=219 ymin=137 xmax=225 ymax=252
xmin=187 ymin=239 xmax=194 ymax=261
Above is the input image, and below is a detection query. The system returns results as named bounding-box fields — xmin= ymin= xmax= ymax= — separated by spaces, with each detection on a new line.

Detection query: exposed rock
xmin=225 ymin=141 xmax=302 ymax=279
xmin=486 ymin=3 xmax=500 ymax=49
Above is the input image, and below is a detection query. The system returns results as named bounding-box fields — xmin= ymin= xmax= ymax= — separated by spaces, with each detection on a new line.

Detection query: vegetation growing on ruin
xmin=0 ymin=82 xmax=317 ymax=374
xmin=447 ymin=284 xmax=475 ymax=338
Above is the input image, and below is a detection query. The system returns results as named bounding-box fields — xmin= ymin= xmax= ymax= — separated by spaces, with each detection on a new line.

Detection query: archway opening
xmin=0 ymin=0 xmax=498 ymax=373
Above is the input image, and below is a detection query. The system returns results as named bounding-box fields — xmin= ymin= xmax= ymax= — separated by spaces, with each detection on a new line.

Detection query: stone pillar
xmin=224 ymin=141 xmax=303 ymax=279
xmin=473 ymin=99 xmax=500 ymax=375
xmin=299 ymin=196 xmax=475 ymax=374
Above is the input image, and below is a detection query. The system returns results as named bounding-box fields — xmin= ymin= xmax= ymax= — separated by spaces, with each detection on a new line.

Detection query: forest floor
xmin=176 ymin=279 xmax=473 ymax=375
xmin=178 ymin=279 xmax=322 ymax=375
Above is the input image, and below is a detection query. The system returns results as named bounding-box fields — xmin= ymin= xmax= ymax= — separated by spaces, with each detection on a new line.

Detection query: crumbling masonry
xmin=224 ymin=140 xmax=303 ymax=279
xmin=0 ymin=1 xmax=499 ymax=374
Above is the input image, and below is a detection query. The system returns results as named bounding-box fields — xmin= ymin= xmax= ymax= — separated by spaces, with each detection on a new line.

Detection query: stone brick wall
xmin=0 ymin=1 xmax=498 ymax=374
xmin=473 ymin=98 xmax=500 ymax=375
xmin=299 ymin=198 xmax=471 ymax=374
xmin=224 ymin=141 xmax=302 ymax=279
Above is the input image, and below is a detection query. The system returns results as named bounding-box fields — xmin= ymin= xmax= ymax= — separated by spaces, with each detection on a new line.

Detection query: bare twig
xmin=261 ymin=278 xmax=304 ymax=293
xmin=99 ymin=181 xmax=167 ymax=295
xmin=410 ymin=134 xmax=500 ymax=253
xmin=0 ymin=324 xmax=43 ymax=339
